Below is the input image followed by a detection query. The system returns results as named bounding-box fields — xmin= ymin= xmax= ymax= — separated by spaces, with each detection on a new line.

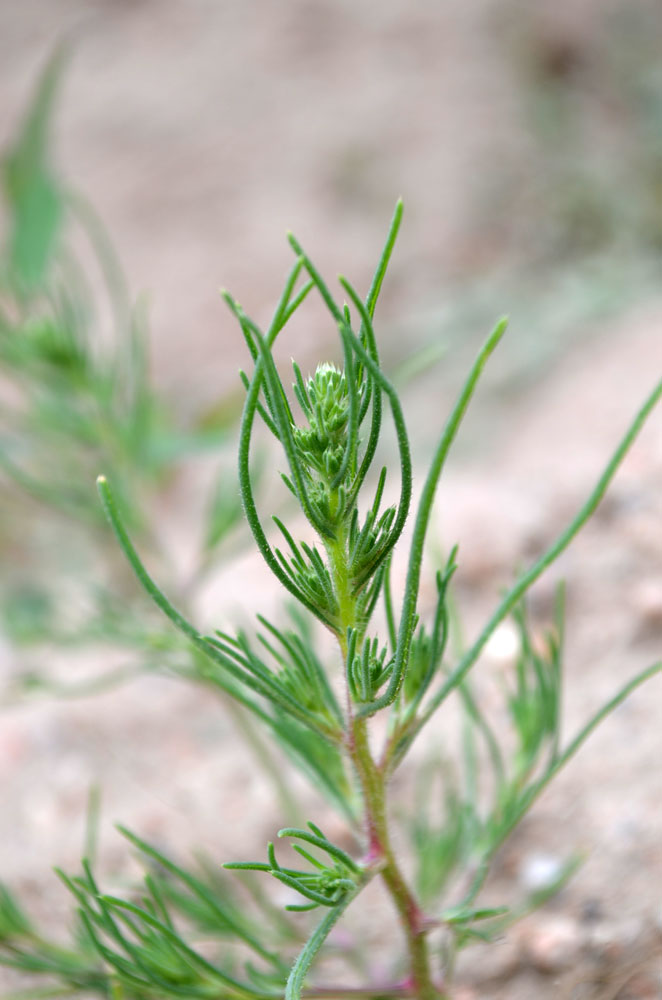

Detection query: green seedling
xmin=1 ymin=200 xmax=660 ymax=1000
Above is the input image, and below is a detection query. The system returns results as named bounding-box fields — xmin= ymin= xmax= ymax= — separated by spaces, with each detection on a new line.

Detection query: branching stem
xmin=349 ymin=718 xmax=443 ymax=1000
xmin=326 ymin=518 xmax=444 ymax=1000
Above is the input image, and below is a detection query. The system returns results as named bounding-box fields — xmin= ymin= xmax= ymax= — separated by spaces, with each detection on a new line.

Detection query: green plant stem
xmin=285 ymin=888 xmax=360 ymax=1000
xmin=349 ymin=718 xmax=443 ymax=1000
xmin=324 ymin=511 xmax=442 ymax=1000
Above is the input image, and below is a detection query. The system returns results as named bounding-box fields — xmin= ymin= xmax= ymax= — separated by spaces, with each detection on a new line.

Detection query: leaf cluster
xmin=1 ymin=62 xmax=661 ymax=1000
xmin=0 ymin=825 xmax=303 ymax=1000
xmin=226 ymin=824 xmax=364 ymax=913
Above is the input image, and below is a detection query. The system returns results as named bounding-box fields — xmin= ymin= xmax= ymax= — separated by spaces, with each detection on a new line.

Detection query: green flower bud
xmin=293 ymin=363 xmax=352 ymax=486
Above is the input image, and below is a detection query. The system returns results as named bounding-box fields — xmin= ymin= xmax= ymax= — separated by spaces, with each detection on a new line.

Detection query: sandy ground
xmin=1 ymin=2 xmax=661 ymax=998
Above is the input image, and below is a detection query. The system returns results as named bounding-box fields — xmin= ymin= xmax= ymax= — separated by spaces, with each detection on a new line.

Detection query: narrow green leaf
xmin=358 ymin=317 xmax=507 ymax=717
xmin=285 ymin=890 xmax=358 ymax=1000
xmin=417 ymin=376 xmax=662 ymax=731
xmin=3 ymin=44 xmax=68 ymax=290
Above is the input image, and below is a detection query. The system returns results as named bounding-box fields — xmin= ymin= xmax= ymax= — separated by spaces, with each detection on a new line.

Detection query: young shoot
xmin=2 ymin=202 xmax=660 ymax=1000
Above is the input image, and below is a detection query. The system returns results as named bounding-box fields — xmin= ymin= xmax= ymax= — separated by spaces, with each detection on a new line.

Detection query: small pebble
xmin=484 ymin=621 xmax=519 ymax=665
xmin=453 ymin=988 xmax=478 ymax=1000
xmin=519 ymin=851 xmax=565 ymax=893
xmin=579 ymin=897 xmax=604 ymax=923
xmin=586 ymin=915 xmax=646 ymax=964
xmin=633 ymin=580 xmax=662 ymax=628
xmin=520 ymin=915 xmax=583 ymax=973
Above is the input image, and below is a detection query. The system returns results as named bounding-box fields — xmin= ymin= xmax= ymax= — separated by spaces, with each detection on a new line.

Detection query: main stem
xmin=350 ymin=718 xmax=442 ymax=1000
xmin=326 ymin=520 xmax=443 ymax=1000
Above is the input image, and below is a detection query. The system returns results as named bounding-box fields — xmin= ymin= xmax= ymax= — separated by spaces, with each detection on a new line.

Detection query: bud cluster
xmin=293 ymin=363 xmax=351 ymax=483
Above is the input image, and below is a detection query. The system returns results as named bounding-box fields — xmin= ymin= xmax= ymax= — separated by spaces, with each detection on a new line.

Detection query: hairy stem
xmin=323 ymin=493 xmax=443 ymax=1000
xmin=349 ymin=719 xmax=443 ymax=1000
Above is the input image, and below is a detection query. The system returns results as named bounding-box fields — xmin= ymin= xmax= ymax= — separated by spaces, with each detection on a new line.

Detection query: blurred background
xmin=1 ymin=2 xmax=661 ymax=998
xmin=4 ymin=0 xmax=662 ymax=406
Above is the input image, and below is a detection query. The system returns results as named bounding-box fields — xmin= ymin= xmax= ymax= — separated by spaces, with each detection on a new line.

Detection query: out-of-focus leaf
xmin=2 ymin=44 xmax=68 ymax=291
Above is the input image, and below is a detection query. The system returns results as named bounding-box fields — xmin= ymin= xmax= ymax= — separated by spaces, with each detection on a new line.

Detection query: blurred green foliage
xmin=0 ymin=46 xmax=247 ymax=680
